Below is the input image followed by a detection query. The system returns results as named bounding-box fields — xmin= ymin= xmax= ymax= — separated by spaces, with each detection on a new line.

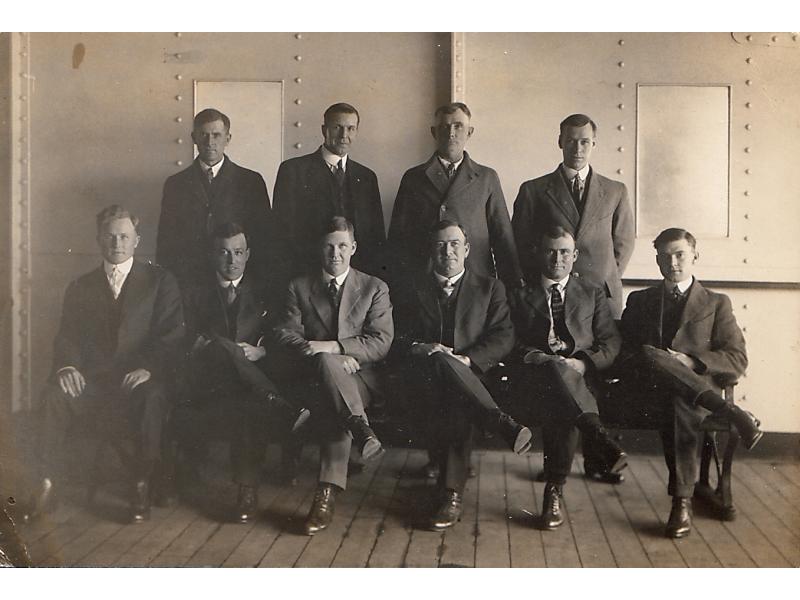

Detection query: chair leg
xmin=87 ymin=441 xmax=106 ymax=505
xmin=717 ymin=429 xmax=739 ymax=521
xmin=698 ymin=431 xmax=714 ymax=488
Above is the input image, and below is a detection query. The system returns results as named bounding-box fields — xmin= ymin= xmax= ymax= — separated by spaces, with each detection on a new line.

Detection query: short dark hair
xmin=96 ymin=205 xmax=139 ymax=234
xmin=210 ymin=222 xmax=248 ymax=247
xmin=537 ymin=225 xmax=575 ymax=247
xmin=193 ymin=108 xmax=231 ymax=132
xmin=434 ymin=102 xmax=472 ymax=120
xmin=429 ymin=219 xmax=469 ymax=244
xmin=322 ymin=216 xmax=355 ymax=240
xmin=324 ymin=103 xmax=360 ymax=126
xmin=653 ymin=228 xmax=697 ymax=252
xmin=559 ymin=113 xmax=597 ymax=137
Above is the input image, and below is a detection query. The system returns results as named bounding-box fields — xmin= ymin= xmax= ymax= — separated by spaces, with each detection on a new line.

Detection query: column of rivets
xmin=742 ymin=52 xmax=755 ymax=265
xmin=616 ymin=41 xmax=626 ymax=172
xmin=173 ymin=33 xmax=187 ymax=167
xmin=293 ymin=34 xmax=305 ymax=152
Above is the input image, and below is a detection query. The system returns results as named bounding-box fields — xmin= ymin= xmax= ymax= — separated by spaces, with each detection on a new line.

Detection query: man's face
xmin=321 ymin=230 xmax=357 ymax=277
xmin=558 ymin=123 xmax=596 ymax=171
xmin=322 ymin=112 xmax=359 ymax=157
xmin=538 ymin=234 xmax=578 ymax=281
xmin=212 ymin=233 xmax=250 ymax=281
xmin=656 ymin=238 xmax=697 ymax=284
xmin=431 ymin=225 xmax=470 ymax=278
xmin=97 ymin=217 xmax=139 ymax=265
xmin=431 ymin=108 xmax=473 ymax=162
xmin=191 ymin=119 xmax=231 ymax=166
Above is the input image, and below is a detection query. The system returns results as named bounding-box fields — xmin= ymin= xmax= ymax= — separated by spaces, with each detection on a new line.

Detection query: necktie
xmin=206 ymin=167 xmax=214 ymax=184
xmin=328 ymin=278 xmax=340 ymax=308
xmin=445 ymin=162 xmax=456 ymax=180
xmin=225 ymin=283 xmax=237 ymax=305
xmin=109 ymin=267 xmax=122 ymax=299
xmin=550 ymin=284 xmax=569 ymax=344
xmin=441 ymin=279 xmax=455 ymax=298
xmin=571 ymin=175 xmax=583 ymax=208
xmin=334 ymin=159 xmax=346 ymax=188
xmin=671 ymin=285 xmax=685 ymax=302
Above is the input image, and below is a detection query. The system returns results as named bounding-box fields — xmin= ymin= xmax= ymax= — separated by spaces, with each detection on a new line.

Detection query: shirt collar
xmin=323 ymin=268 xmax=350 ymax=287
xmin=198 ymin=155 xmax=225 ymax=178
xmin=437 ymin=154 xmax=464 ymax=172
xmin=320 ymin=145 xmax=348 ymax=171
xmin=216 ymin=272 xmax=244 ymax=288
xmin=664 ymin=276 xmax=693 ymax=295
xmin=434 ymin=269 xmax=466 ymax=287
xmin=541 ymin=273 xmax=570 ymax=292
xmin=560 ymin=163 xmax=590 ymax=182
xmin=103 ymin=256 xmax=134 ymax=277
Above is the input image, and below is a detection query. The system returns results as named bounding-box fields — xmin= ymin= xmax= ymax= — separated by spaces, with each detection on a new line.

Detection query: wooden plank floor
xmin=14 ymin=445 xmax=799 ymax=568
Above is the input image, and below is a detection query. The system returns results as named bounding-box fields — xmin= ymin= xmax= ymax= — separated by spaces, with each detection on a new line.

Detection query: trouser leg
xmin=313 ymin=353 xmax=367 ymax=422
xmin=37 ymin=384 xmax=77 ymax=480
xmin=640 ymin=345 xmax=716 ymax=403
xmin=428 ymin=352 xmax=501 ymax=420
xmin=542 ymin=425 xmax=580 ymax=485
xmin=438 ymin=401 xmax=473 ymax=494
xmin=199 ymin=338 xmax=279 ymax=397
xmin=661 ymin=394 xmax=705 ymax=497
xmin=319 ymin=432 xmax=351 ymax=491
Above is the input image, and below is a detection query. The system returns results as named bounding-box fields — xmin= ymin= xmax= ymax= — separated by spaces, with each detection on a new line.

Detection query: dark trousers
xmin=514 ymin=359 xmax=600 ymax=485
xmin=38 ymin=377 xmax=168 ymax=482
xmin=409 ymin=352 xmax=503 ymax=494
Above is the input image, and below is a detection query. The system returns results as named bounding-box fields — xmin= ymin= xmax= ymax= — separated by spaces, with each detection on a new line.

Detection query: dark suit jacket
xmin=619 ymin=280 xmax=747 ymax=392
xmin=512 ymin=167 xmax=635 ymax=318
xmin=51 ymin=260 xmax=185 ymax=382
xmin=511 ymin=275 xmax=621 ymax=372
xmin=388 ymin=152 xmax=523 ymax=290
xmin=274 ymin=268 xmax=393 ymax=368
xmin=156 ymin=157 xmax=273 ymax=290
xmin=393 ymin=270 xmax=514 ymax=375
xmin=272 ymin=148 xmax=385 ymax=280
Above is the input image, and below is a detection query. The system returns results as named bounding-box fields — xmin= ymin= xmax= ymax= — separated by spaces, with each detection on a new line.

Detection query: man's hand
xmin=562 ymin=357 xmax=587 ymax=375
xmin=237 ymin=342 xmax=266 ymax=362
xmin=334 ymin=355 xmax=361 ymax=375
xmin=57 ymin=367 xmax=86 ymax=398
xmin=121 ymin=369 xmax=151 ymax=393
xmin=410 ymin=342 xmax=454 ymax=357
xmin=191 ymin=334 xmax=211 ymax=355
xmin=303 ymin=340 xmax=342 ymax=356
xmin=667 ymin=348 xmax=697 ymax=371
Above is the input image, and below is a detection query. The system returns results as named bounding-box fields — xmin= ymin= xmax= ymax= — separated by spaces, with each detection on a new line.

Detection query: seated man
xmin=172 ymin=222 xmax=309 ymax=523
xmin=510 ymin=226 xmax=626 ymax=530
xmin=26 ymin=205 xmax=185 ymax=523
xmin=273 ymin=216 xmax=393 ymax=535
xmin=393 ymin=220 xmax=531 ymax=531
xmin=617 ymin=227 xmax=761 ymax=538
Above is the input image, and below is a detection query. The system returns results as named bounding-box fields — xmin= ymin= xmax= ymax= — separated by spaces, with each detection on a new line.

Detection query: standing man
xmin=510 ymin=227 xmax=626 ymax=530
xmin=157 ymin=108 xmax=273 ymax=291
xmin=274 ymin=217 xmax=393 ymax=535
xmin=172 ymin=222 xmax=309 ymax=523
xmin=512 ymin=113 xmax=635 ymax=483
xmin=272 ymin=102 xmax=385 ymax=281
xmin=27 ymin=205 xmax=185 ymax=523
xmin=617 ymin=228 xmax=761 ymax=538
xmin=393 ymin=220 xmax=532 ymax=531
xmin=388 ymin=102 xmax=524 ymax=292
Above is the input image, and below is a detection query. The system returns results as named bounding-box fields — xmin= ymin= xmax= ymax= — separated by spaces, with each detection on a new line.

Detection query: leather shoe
xmin=541 ymin=482 xmax=564 ymax=530
xmin=592 ymin=430 xmax=628 ymax=474
xmin=235 ymin=484 xmax=258 ymax=523
xmin=130 ymin=480 xmax=151 ymax=524
xmin=22 ymin=478 xmax=58 ymax=523
xmin=429 ymin=489 xmax=463 ymax=531
xmin=303 ymin=483 xmax=338 ymax=535
xmin=728 ymin=405 xmax=763 ymax=450
xmin=347 ymin=415 xmax=384 ymax=461
xmin=584 ymin=461 xmax=625 ymax=484
xmin=495 ymin=412 xmax=532 ymax=455
xmin=665 ymin=497 xmax=692 ymax=538
xmin=420 ymin=461 xmax=440 ymax=480
xmin=267 ymin=392 xmax=311 ymax=434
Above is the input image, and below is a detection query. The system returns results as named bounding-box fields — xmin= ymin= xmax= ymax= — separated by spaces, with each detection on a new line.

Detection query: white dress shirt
xmin=104 ymin=256 xmax=134 ymax=299
xmin=321 ymin=145 xmax=348 ymax=174
xmin=198 ymin=155 xmax=225 ymax=179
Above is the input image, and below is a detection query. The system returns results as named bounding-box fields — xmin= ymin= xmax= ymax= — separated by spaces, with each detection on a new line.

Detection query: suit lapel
xmin=188 ymin=161 xmax=211 ymax=208
xmin=544 ymin=168 xmax=580 ymax=227
xmin=309 ymin=149 xmax=341 ymax=213
xmin=309 ymin=276 xmax=336 ymax=336
xmin=424 ymin=155 xmax=450 ymax=197
xmin=643 ymin=286 xmax=665 ymax=347
xmin=444 ymin=153 xmax=479 ymax=202
xmin=235 ymin=277 xmax=261 ymax=341
xmin=677 ymin=279 xmax=709 ymax=329
xmin=415 ymin=276 xmax=442 ymax=325
xmin=564 ymin=276 xmax=588 ymax=323
xmin=522 ymin=283 xmax=551 ymax=322
xmin=338 ymin=271 xmax=362 ymax=333
xmin=575 ymin=169 xmax=604 ymax=240
xmin=117 ymin=261 xmax=149 ymax=350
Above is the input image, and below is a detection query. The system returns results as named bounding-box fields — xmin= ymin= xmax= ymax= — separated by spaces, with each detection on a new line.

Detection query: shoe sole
xmin=666 ymin=528 xmax=691 ymax=539
xmin=361 ymin=438 xmax=385 ymax=461
xmin=513 ymin=427 xmax=533 ymax=455
xmin=292 ymin=408 xmax=311 ymax=433
xmin=743 ymin=430 xmax=763 ymax=451
xmin=608 ymin=452 xmax=629 ymax=474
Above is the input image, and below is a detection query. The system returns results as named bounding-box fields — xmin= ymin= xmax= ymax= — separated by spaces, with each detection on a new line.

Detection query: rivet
xmin=745 ymin=57 xmax=752 ymax=64
xmin=618 ymin=61 xmax=625 ymax=68
xmin=617 ymin=146 xmax=624 ymax=152
xmin=20 ymin=179 xmax=27 ymax=185
xmin=294 ymin=143 xmax=302 ymax=149
xmin=618 ymin=82 xmax=625 ymax=89
xmin=294 ymin=98 xmax=302 ymax=105
xmin=21 ymin=52 xmax=27 ymax=57
xmin=20 ymin=158 xmax=27 ymax=165
xmin=618 ymin=39 xmax=625 ymax=46
xmin=295 ymin=33 xmax=303 ymax=40
xmin=746 ymin=34 xmax=753 ymax=42
xmin=20 ymin=116 xmax=27 ymax=122
xmin=618 ymin=103 xmax=625 ymax=110
xmin=744 ymin=190 xmax=750 ymax=196
xmin=745 ymin=79 xmax=753 ymax=86
xmin=294 ymin=77 xmax=302 ymax=84
xmin=745 ymin=123 xmax=752 ymax=131
xmin=175 ymin=74 xmax=182 ymax=80
xmin=456 ymin=55 xmax=462 ymax=62
xmin=20 ymin=95 xmax=27 ymax=101
xmin=794 ymin=34 xmax=798 ymax=42
xmin=175 ymin=32 xmax=182 ymax=38
xmin=745 ymin=168 xmax=751 ymax=175
xmin=456 ymin=86 xmax=463 ymax=92
xmin=743 ymin=258 xmax=748 ymax=264
xmin=744 ymin=146 xmax=751 ymax=153
xmin=295 ymin=55 xmax=302 ymax=61
xmin=67 ymin=248 xmax=72 ymax=253
xmin=744 ymin=236 xmax=749 ymax=242
xmin=771 ymin=35 xmax=778 ymax=42
xmin=745 ymin=102 xmax=752 ymax=108
xmin=744 ymin=213 xmax=750 ymax=219
xmin=294 ymin=121 xmax=302 ymax=127
xmin=456 ymin=40 xmax=462 ymax=47
xmin=175 ymin=117 xmax=183 ymax=123
xmin=176 ymin=160 xmax=183 ymax=166
xmin=176 ymin=138 xmax=184 ymax=144
xmin=455 ymin=71 xmax=461 ymax=78
xmin=617 ymin=169 xmax=624 ymax=175
xmin=617 ymin=124 xmax=624 ymax=131
xmin=175 ymin=53 xmax=182 ymax=60
xmin=175 ymin=95 xmax=182 ymax=101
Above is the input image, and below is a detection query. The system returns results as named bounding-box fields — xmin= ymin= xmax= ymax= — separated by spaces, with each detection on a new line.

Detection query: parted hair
xmin=429 ymin=219 xmax=469 ymax=244
xmin=653 ymin=227 xmax=697 ymax=251
xmin=434 ymin=102 xmax=472 ymax=120
xmin=537 ymin=225 xmax=576 ymax=246
xmin=559 ymin=113 xmax=597 ymax=136
xmin=324 ymin=103 xmax=360 ymax=125
xmin=322 ymin=216 xmax=355 ymax=239
xmin=210 ymin=222 xmax=249 ymax=247
xmin=95 ymin=205 xmax=139 ymax=233
xmin=193 ymin=108 xmax=231 ymax=132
